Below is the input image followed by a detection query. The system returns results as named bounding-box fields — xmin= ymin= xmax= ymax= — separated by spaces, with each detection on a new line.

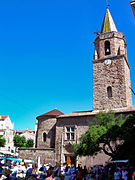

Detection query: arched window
xmin=117 ymin=47 xmax=120 ymax=55
xmin=105 ymin=41 xmax=111 ymax=55
xmin=43 ymin=132 xmax=46 ymax=142
xmin=107 ymin=86 xmax=112 ymax=98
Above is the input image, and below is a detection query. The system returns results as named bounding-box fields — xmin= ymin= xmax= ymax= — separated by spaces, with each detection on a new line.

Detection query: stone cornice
xmin=94 ymin=31 xmax=125 ymax=42
xmin=92 ymin=54 xmax=130 ymax=69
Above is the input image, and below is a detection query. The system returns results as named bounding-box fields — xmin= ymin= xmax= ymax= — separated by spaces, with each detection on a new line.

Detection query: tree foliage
xmin=0 ymin=136 xmax=6 ymax=147
xmin=73 ymin=111 xmax=127 ymax=159
xmin=26 ymin=139 xmax=34 ymax=148
xmin=13 ymin=135 xmax=26 ymax=148
xmin=13 ymin=135 xmax=34 ymax=148
xmin=113 ymin=114 xmax=135 ymax=164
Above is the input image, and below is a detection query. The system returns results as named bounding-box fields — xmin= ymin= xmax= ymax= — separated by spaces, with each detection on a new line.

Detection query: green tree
xmin=73 ymin=111 xmax=126 ymax=159
xmin=13 ymin=135 xmax=26 ymax=148
xmin=0 ymin=136 xmax=6 ymax=147
xmin=26 ymin=139 xmax=34 ymax=148
xmin=113 ymin=114 xmax=135 ymax=164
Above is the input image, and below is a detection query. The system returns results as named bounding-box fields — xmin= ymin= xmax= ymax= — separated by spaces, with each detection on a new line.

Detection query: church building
xmin=19 ymin=7 xmax=135 ymax=167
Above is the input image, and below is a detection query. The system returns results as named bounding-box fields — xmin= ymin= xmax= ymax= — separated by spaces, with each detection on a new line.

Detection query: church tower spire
xmin=101 ymin=8 xmax=117 ymax=33
xmin=92 ymin=8 xmax=132 ymax=111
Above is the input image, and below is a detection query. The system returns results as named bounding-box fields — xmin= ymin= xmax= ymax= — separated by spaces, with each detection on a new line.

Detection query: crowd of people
xmin=0 ymin=158 xmax=135 ymax=180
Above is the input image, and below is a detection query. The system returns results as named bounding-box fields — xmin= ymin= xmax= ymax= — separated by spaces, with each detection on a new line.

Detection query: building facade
xmin=35 ymin=109 xmax=64 ymax=149
xmin=19 ymin=7 xmax=135 ymax=167
xmin=0 ymin=115 xmax=15 ymax=153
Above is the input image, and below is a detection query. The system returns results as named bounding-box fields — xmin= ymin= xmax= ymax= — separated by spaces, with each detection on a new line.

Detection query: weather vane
xmin=106 ymin=0 xmax=110 ymax=8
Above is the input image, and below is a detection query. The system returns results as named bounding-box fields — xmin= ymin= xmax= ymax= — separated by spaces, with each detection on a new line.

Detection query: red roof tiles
xmin=36 ymin=108 xmax=64 ymax=119
xmin=0 ymin=115 xmax=8 ymax=119
xmin=15 ymin=129 xmax=35 ymax=133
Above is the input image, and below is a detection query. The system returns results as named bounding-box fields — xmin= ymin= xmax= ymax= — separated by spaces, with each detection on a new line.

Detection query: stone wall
xmin=19 ymin=148 xmax=55 ymax=166
xmin=124 ymin=58 xmax=132 ymax=107
xmin=36 ymin=116 xmax=56 ymax=148
xmin=77 ymin=151 xmax=110 ymax=168
xmin=93 ymin=56 xmax=131 ymax=110
xmin=18 ymin=147 xmax=110 ymax=168
xmin=93 ymin=31 xmax=132 ymax=111
xmin=94 ymin=32 xmax=126 ymax=60
xmin=55 ymin=113 xmax=111 ymax=168
xmin=55 ymin=115 xmax=94 ymax=164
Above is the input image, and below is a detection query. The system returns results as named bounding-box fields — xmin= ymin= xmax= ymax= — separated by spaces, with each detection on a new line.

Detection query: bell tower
xmin=92 ymin=8 xmax=132 ymax=111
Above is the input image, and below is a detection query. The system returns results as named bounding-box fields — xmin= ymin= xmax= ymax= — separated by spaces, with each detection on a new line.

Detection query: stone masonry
xmin=19 ymin=148 xmax=55 ymax=165
xmin=35 ymin=109 xmax=64 ymax=149
xmin=36 ymin=116 xmax=56 ymax=148
xmin=55 ymin=115 xmax=93 ymax=164
xmin=93 ymin=31 xmax=132 ymax=110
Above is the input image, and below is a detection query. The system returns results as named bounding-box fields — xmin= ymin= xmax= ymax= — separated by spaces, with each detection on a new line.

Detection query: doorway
xmin=65 ymin=155 xmax=76 ymax=166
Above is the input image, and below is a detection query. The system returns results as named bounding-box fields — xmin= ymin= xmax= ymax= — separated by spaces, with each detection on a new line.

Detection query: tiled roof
xmin=0 ymin=115 xmax=8 ymax=119
xmin=26 ymin=129 xmax=35 ymax=132
xmin=15 ymin=129 xmax=35 ymax=133
xmin=58 ymin=106 xmax=135 ymax=118
xmin=36 ymin=108 xmax=64 ymax=119
xmin=15 ymin=130 xmax=24 ymax=133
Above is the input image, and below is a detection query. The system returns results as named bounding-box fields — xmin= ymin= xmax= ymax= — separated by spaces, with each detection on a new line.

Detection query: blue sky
xmin=0 ymin=0 xmax=134 ymax=130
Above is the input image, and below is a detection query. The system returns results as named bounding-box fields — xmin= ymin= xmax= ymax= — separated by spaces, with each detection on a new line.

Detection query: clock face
xmin=104 ymin=59 xmax=111 ymax=65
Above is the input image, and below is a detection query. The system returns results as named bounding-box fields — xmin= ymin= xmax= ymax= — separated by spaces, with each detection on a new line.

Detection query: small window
xmin=118 ymin=47 xmax=120 ymax=55
xmin=66 ymin=133 xmax=70 ymax=140
xmin=71 ymin=133 xmax=74 ymax=140
xmin=107 ymin=86 xmax=112 ymax=98
xmin=66 ymin=127 xmax=70 ymax=132
xmin=43 ymin=132 xmax=46 ymax=142
xmin=105 ymin=41 xmax=111 ymax=55
xmin=65 ymin=127 xmax=75 ymax=140
xmin=71 ymin=127 xmax=75 ymax=132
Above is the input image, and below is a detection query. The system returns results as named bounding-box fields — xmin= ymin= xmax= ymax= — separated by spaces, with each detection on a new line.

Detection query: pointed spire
xmin=101 ymin=8 xmax=117 ymax=33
